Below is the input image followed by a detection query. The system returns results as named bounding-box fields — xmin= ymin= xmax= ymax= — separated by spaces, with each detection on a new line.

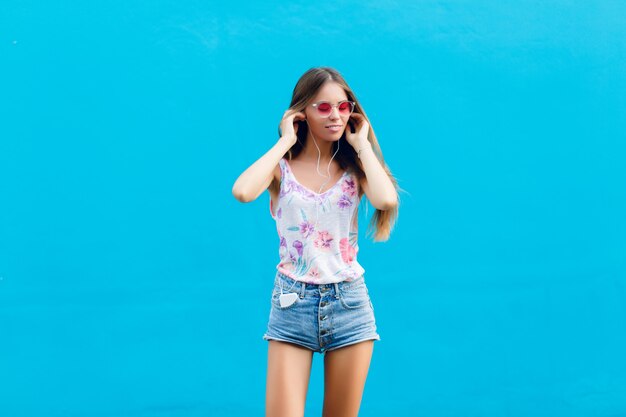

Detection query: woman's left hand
xmin=345 ymin=112 xmax=370 ymax=149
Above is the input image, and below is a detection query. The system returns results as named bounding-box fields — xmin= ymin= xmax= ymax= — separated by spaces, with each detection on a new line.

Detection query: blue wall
xmin=1 ymin=1 xmax=625 ymax=416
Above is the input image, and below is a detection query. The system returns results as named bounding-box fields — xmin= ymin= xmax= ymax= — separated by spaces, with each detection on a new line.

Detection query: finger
xmin=283 ymin=113 xmax=298 ymax=122
xmin=293 ymin=112 xmax=307 ymax=123
xmin=285 ymin=109 xmax=305 ymax=121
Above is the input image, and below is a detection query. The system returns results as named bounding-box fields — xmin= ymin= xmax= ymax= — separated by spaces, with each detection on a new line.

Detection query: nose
xmin=329 ymin=106 xmax=341 ymax=120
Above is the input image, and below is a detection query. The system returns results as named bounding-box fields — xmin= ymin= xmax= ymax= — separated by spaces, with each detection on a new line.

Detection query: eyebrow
xmin=313 ymin=99 xmax=351 ymax=103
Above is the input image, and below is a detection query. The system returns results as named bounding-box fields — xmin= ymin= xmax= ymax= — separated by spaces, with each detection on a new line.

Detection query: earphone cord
xmin=306 ymin=121 xmax=341 ymax=229
xmin=279 ymin=276 xmax=299 ymax=294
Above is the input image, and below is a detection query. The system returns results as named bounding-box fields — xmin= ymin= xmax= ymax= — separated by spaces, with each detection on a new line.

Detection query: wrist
xmin=355 ymin=139 xmax=371 ymax=149
xmin=355 ymin=141 xmax=372 ymax=158
xmin=278 ymin=135 xmax=296 ymax=146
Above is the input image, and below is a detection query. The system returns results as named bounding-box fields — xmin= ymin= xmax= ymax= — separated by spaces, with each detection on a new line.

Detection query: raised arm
xmin=231 ymin=137 xmax=292 ymax=203
xmin=232 ymin=109 xmax=304 ymax=203
xmin=346 ymin=113 xmax=398 ymax=211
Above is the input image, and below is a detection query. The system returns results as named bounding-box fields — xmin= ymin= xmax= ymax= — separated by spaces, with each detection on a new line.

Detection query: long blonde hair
xmin=272 ymin=66 xmax=402 ymax=242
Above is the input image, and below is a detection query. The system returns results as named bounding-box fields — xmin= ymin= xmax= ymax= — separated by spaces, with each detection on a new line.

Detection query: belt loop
xmin=300 ymin=281 xmax=305 ymax=298
xmin=333 ymin=282 xmax=340 ymax=299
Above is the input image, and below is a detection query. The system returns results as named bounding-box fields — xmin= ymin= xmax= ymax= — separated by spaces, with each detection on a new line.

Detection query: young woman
xmin=232 ymin=67 xmax=400 ymax=417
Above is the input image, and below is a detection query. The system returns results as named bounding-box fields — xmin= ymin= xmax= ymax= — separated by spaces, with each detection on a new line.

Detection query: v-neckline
xmin=283 ymin=158 xmax=348 ymax=196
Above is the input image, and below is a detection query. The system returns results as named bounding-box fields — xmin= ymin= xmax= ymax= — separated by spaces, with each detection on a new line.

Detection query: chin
xmin=323 ymin=131 xmax=345 ymax=141
xmin=312 ymin=127 xmax=345 ymax=142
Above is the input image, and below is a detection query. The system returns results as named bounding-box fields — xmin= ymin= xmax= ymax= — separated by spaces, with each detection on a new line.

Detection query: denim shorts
xmin=262 ymin=271 xmax=381 ymax=354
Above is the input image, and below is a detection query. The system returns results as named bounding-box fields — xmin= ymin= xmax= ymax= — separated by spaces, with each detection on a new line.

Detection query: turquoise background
xmin=2 ymin=1 xmax=626 ymax=416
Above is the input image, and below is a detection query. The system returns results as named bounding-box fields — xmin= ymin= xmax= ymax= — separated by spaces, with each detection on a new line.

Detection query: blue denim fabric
xmin=262 ymin=271 xmax=381 ymax=354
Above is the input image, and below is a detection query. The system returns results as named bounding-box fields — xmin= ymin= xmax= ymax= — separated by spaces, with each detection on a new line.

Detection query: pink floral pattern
xmin=308 ymin=266 xmax=320 ymax=278
xmin=313 ymin=230 xmax=334 ymax=250
xmin=272 ymin=158 xmax=365 ymax=283
xmin=339 ymin=238 xmax=356 ymax=264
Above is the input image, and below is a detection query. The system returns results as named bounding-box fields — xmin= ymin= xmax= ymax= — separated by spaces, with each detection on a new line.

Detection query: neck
xmin=302 ymin=132 xmax=337 ymax=163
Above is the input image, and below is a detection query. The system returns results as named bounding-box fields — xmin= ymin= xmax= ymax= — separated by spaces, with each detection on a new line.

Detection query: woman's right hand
xmin=279 ymin=109 xmax=306 ymax=145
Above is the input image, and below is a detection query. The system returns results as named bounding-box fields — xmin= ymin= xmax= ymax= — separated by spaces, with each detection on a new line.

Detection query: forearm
xmin=232 ymin=137 xmax=293 ymax=202
xmin=357 ymin=141 xmax=398 ymax=209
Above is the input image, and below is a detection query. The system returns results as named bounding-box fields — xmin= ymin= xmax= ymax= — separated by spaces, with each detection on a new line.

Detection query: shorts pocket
xmin=339 ymin=280 xmax=370 ymax=309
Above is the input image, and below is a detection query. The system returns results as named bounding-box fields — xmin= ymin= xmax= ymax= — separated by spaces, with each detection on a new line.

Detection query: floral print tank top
xmin=270 ymin=157 xmax=365 ymax=284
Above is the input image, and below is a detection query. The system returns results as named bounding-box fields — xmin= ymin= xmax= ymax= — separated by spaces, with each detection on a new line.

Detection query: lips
xmin=326 ymin=124 xmax=343 ymax=132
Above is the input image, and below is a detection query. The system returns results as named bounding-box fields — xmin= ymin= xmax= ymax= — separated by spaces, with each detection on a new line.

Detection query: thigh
xmin=266 ymin=340 xmax=314 ymax=417
xmin=322 ymin=340 xmax=374 ymax=417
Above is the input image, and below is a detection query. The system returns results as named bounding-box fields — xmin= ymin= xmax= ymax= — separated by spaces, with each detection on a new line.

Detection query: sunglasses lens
xmin=316 ymin=102 xmax=332 ymax=115
xmin=338 ymin=101 xmax=353 ymax=114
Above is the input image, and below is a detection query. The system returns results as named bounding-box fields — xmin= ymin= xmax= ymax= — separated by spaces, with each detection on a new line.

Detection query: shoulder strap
xmin=278 ymin=158 xmax=289 ymax=181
